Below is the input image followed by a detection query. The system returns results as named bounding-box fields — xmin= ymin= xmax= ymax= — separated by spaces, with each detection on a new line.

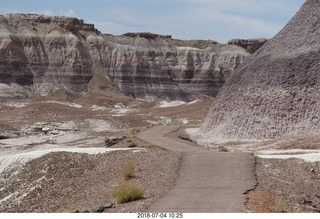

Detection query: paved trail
xmin=137 ymin=126 xmax=256 ymax=213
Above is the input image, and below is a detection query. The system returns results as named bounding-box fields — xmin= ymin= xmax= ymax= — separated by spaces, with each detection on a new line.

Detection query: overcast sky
xmin=0 ymin=0 xmax=304 ymax=43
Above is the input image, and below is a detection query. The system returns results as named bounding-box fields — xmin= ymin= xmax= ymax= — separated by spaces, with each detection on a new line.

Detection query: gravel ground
xmin=0 ymin=148 xmax=181 ymax=213
xmin=247 ymin=157 xmax=320 ymax=213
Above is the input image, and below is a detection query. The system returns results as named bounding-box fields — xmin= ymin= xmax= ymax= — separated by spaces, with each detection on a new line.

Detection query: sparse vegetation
xmin=122 ymin=160 xmax=137 ymax=180
xmin=130 ymin=128 xmax=141 ymax=135
xmin=128 ymin=142 xmax=138 ymax=148
xmin=218 ymin=146 xmax=229 ymax=152
xmin=275 ymin=196 xmax=287 ymax=212
xmin=143 ymin=143 xmax=157 ymax=149
xmin=128 ymin=141 xmax=138 ymax=148
xmin=112 ymin=181 xmax=145 ymax=204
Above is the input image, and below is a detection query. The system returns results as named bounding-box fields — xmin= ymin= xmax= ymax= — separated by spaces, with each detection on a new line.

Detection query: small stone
xmin=96 ymin=202 xmax=114 ymax=212
xmin=96 ymin=207 xmax=104 ymax=213
xmin=89 ymin=209 xmax=98 ymax=213
xmin=102 ymin=202 xmax=114 ymax=209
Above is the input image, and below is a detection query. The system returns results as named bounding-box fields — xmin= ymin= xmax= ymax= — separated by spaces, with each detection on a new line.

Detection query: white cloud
xmin=36 ymin=9 xmax=55 ymax=16
xmin=185 ymin=7 xmax=281 ymax=41
xmin=99 ymin=0 xmax=303 ymax=42
xmin=186 ymin=0 xmax=301 ymax=16
xmin=0 ymin=0 xmax=303 ymax=42
xmin=59 ymin=9 xmax=76 ymax=17
xmin=0 ymin=8 xmax=55 ymax=16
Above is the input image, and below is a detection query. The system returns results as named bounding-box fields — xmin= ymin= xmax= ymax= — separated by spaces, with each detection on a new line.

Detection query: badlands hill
xmin=0 ymin=13 xmax=266 ymax=101
xmin=200 ymin=0 xmax=320 ymax=140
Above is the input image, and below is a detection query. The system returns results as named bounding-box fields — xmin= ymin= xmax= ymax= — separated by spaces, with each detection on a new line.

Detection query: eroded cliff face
xmin=0 ymin=14 xmax=96 ymax=99
xmin=200 ymin=0 xmax=320 ymax=140
xmin=0 ymin=13 xmax=257 ymax=101
xmin=102 ymin=34 xmax=251 ymax=101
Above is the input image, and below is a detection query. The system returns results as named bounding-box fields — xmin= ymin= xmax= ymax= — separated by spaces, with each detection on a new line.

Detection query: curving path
xmin=137 ymin=126 xmax=256 ymax=213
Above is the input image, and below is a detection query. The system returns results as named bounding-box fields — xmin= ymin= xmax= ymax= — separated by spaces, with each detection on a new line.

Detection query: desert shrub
xmin=128 ymin=141 xmax=138 ymax=148
xmin=218 ymin=146 xmax=229 ymax=152
xmin=130 ymin=128 xmax=141 ymax=135
xmin=112 ymin=181 xmax=145 ymax=204
xmin=122 ymin=160 xmax=136 ymax=180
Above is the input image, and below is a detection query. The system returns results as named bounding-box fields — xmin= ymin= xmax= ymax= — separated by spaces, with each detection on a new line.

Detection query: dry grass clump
xmin=218 ymin=146 xmax=229 ymax=152
xmin=128 ymin=141 xmax=138 ymax=148
xmin=247 ymin=189 xmax=277 ymax=213
xmin=130 ymin=128 xmax=141 ymax=135
xmin=275 ymin=196 xmax=288 ymax=213
xmin=247 ymin=189 xmax=291 ymax=213
xmin=113 ymin=160 xmax=145 ymax=204
xmin=112 ymin=181 xmax=145 ymax=204
xmin=143 ymin=143 xmax=157 ymax=149
xmin=122 ymin=160 xmax=137 ymax=181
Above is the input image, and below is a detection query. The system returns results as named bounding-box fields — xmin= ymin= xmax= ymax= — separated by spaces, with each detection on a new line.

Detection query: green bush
xmin=112 ymin=181 xmax=145 ymax=204
xmin=122 ymin=160 xmax=136 ymax=180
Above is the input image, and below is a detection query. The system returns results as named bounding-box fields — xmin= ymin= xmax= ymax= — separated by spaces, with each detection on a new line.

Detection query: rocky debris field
xmin=248 ymin=157 xmax=320 ymax=213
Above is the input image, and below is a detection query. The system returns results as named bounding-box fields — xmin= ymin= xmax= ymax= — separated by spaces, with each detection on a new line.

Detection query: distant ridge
xmin=0 ymin=13 xmax=264 ymax=101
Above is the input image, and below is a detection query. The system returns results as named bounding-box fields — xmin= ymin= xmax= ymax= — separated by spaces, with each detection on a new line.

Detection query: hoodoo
xmin=200 ymin=0 xmax=320 ymax=140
